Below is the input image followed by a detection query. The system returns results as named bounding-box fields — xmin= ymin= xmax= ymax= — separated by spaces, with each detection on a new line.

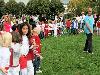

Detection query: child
xmin=3 ymin=15 xmax=12 ymax=32
xmin=0 ymin=31 xmax=12 ymax=75
xmin=8 ymin=31 xmax=21 ymax=75
xmin=18 ymin=22 xmax=34 ymax=75
xmin=96 ymin=17 xmax=100 ymax=35
xmin=11 ymin=24 xmax=19 ymax=32
xmin=48 ymin=21 xmax=54 ymax=36
xmin=52 ymin=20 xmax=57 ymax=37
xmin=44 ymin=21 xmax=49 ymax=38
xmin=71 ymin=18 xmax=78 ymax=35
xmin=31 ymin=25 xmax=42 ymax=74
xmin=66 ymin=19 xmax=71 ymax=34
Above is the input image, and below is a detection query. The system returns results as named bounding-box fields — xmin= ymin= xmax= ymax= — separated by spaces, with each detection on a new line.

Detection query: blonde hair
xmin=33 ymin=27 xmax=40 ymax=34
xmin=0 ymin=32 xmax=12 ymax=47
xmin=4 ymin=15 xmax=11 ymax=24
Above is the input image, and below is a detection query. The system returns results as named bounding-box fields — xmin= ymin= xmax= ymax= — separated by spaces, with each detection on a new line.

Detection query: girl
xmin=0 ymin=31 xmax=12 ymax=75
xmin=8 ymin=31 xmax=21 ymax=75
xmin=3 ymin=15 xmax=12 ymax=32
xmin=18 ymin=22 xmax=34 ymax=75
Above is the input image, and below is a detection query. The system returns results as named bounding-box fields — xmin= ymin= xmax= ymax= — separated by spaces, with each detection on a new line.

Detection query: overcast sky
xmin=4 ymin=0 xmax=70 ymax=5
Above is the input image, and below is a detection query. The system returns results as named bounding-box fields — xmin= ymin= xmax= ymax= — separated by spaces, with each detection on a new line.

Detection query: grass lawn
xmin=37 ymin=33 xmax=100 ymax=75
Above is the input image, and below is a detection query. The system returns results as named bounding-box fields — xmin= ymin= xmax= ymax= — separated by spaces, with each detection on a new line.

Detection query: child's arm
xmin=0 ymin=67 xmax=8 ymax=74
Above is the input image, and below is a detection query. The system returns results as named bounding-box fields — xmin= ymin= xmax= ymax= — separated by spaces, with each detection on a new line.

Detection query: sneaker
xmin=83 ymin=51 xmax=88 ymax=53
xmin=88 ymin=52 xmax=94 ymax=54
xmin=36 ymin=70 xmax=42 ymax=73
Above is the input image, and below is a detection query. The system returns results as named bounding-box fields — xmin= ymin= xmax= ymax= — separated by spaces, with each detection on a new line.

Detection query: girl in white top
xmin=19 ymin=22 xmax=34 ymax=75
xmin=8 ymin=31 xmax=21 ymax=75
xmin=52 ymin=20 xmax=57 ymax=37
xmin=0 ymin=31 xmax=12 ymax=75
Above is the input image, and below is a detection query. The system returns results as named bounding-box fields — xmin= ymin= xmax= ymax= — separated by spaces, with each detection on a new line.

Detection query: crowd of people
xmin=0 ymin=7 xmax=100 ymax=75
xmin=0 ymin=14 xmax=43 ymax=75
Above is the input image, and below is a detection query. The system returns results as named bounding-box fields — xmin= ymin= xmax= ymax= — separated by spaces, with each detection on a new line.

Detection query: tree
xmin=50 ymin=0 xmax=65 ymax=15
xmin=18 ymin=2 xmax=25 ymax=15
xmin=26 ymin=0 xmax=64 ymax=16
xmin=5 ymin=0 xmax=19 ymax=15
xmin=0 ymin=0 xmax=5 ymax=18
xmin=26 ymin=0 xmax=50 ymax=15
xmin=67 ymin=0 xmax=99 ymax=16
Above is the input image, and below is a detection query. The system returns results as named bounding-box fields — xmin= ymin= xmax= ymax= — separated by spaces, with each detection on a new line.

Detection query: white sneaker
xmin=36 ymin=70 xmax=42 ymax=73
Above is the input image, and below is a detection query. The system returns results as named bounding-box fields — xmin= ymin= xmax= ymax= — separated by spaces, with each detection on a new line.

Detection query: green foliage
xmin=5 ymin=0 xmax=19 ymax=15
xmin=37 ymin=33 xmax=100 ymax=75
xmin=0 ymin=0 xmax=64 ymax=16
xmin=67 ymin=0 xmax=100 ymax=16
xmin=18 ymin=2 xmax=25 ymax=15
xmin=0 ymin=0 xmax=5 ymax=18
xmin=50 ymin=0 xmax=65 ymax=15
xmin=26 ymin=0 xmax=64 ymax=15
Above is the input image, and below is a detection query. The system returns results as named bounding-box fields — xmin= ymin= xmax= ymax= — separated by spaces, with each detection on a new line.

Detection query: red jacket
xmin=32 ymin=34 xmax=41 ymax=54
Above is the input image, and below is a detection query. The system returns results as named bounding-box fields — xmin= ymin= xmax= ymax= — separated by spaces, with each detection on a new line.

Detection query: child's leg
xmin=97 ymin=27 xmax=98 ymax=35
xmin=19 ymin=56 xmax=27 ymax=75
xmin=36 ymin=57 xmax=40 ymax=70
xmin=27 ymin=60 xmax=34 ymax=75
xmin=33 ymin=56 xmax=38 ymax=75
xmin=20 ymin=68 xmax=27 ymax=75
xmin=7 ymin=66 xmax=20 ymax=75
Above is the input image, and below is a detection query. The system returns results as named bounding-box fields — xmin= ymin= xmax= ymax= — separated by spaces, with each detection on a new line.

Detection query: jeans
xmin=33 ymin=56 xmax=40 ymax=75
xmin=39 ymin=31 xmax=44 ymax=39
xmin=84 ymin=33 xmax=93 ymax=53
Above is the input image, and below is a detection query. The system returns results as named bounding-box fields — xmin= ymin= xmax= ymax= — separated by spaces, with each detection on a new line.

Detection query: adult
xmin=84 ymin=7 xmax=94 ymax=53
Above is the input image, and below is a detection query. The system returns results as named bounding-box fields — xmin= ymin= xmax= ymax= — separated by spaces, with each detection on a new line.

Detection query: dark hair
xmin=31 ymin=23 xmax=36 ymax=30
xmin=18 ymin=22 xmax=31 ymax=39
xmin=12 ymin=24 xmax=18 ymax=31
xmin=11 ymin=31 xmax=21 ymax=43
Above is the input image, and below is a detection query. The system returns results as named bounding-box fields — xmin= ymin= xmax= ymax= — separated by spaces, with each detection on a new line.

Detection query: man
xmin=84 ymin=7 xmax=94 ymax=53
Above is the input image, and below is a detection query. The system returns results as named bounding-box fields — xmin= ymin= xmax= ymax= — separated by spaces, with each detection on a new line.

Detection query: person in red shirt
xmin=3 ymin=15 xmax=12 ymax=32
xmin=96 ymin=17 xmax=100 ymax=35
xmin=44 ymin=21 xmax=49 ymax=38
xmin=66 ymin=19 xmax=71 ymax=34
xmin=31 ymin=24 xmax=42 ymax=74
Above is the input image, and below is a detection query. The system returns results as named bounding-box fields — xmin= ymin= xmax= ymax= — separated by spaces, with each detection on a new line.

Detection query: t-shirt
xmin=84 ymin=15 xmax=94 ymax=34
xmin=97 ymin=21 xmax=100 ymax=28
xmin=66 ymin=20 xmax=71 ymax=28
xmin=4 ymin=22 xmax=11 ymax=32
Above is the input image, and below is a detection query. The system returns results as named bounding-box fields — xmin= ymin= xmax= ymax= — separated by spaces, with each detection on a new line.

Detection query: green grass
xmin=37 ymin=33 xmax=100 ymax=75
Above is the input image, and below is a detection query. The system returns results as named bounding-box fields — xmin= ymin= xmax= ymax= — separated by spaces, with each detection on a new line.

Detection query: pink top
xmin=4 ymin=22 xmax=11 ymax=32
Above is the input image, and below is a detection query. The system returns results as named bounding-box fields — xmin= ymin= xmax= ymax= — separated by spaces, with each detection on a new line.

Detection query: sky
xmin=4 ymin=0 xmax=70 ymax=5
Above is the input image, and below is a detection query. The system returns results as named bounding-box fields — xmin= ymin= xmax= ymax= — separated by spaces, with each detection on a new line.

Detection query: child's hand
xmin=36 ymin=54 xmax=43 ymax=59
xmin=32 ymin=45 xmax=39 ymax=50
xmin=40 ymin=55 xmax=43 ymax=60
xmin=33 ymin=50 xmax=38 ymax=54
xmin=1 ymin=68 xmax=8 ymax=74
